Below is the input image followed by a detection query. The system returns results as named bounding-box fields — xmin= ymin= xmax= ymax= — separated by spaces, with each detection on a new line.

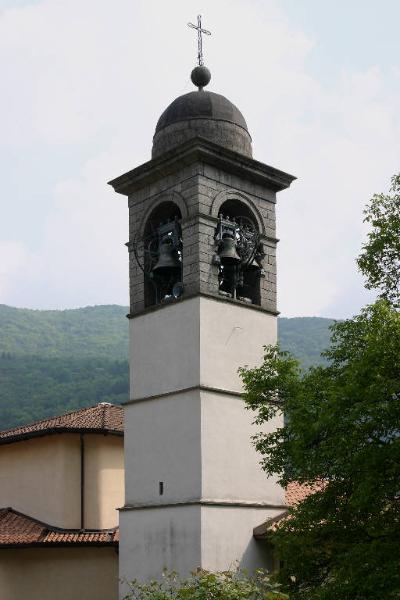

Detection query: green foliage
xmin=0 ymin=304 xmax=129 ymax=359
xmin=240 ymin=301 xmax=400 ymax=599
xmin=0 ymin=304 xmax=130 ymax=429
xmin=357 ymin=173 xmax=400 ymax=305
xmin=0 ymin=354 xmax=128 ymax=429
xmin=124 ymin=568 xmax=288 ymax=600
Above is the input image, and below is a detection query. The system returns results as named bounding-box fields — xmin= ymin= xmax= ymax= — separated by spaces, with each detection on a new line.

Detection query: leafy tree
xmin=240 ymin=301 xmax=400 ymax=599
xmin=124 ymin=568 xmax=288 ymax=600
xmin=357 ymin=173 xmax=400 ymax=305
xmin=240 ymin=173 xmax=400 ymax=599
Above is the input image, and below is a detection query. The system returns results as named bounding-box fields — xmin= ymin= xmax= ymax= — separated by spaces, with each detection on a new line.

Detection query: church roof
xmin=253 ymin=481 xmax=325 ymax=538
xmin=152 ymin=89 xmax=253 ymax=159
xmin=0 ymin=508 xmax=118 ymax=548
xmin=284 ymin=480 xmax=323 ymax=506
xmin=0 ymin=402 xmax=123 ymax=445
xmin=155 ymin=90 xmax=249 ymax=135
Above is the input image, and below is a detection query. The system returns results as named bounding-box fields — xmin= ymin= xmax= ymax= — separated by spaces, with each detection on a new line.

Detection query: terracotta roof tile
xmin=0 ymin=508 xmax=118 ymax=547
xmin=253 ymin=481 xmax=325 ymax=538
xmin=0 ymin=403 xmax=124 ymax=444
xmin=285 ymin=481 xmax=323 ymax=507
xmin=0 ymin=508 xmax=44 ymax=544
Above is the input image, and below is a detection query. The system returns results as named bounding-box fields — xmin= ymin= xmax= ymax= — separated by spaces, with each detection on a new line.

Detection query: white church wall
xmin=199 ymin=296 xmax=277 ymax=393
xmin=129 ymin=295 xmax=276 ymax=401
xmin=129 ymin=297 xmax=200 ymax=400
xmin=200 ymin=390 xmax=284 ymax=506
xmin=119 ymin=504 xmax=282 ymax=595
xmin=200 ymin=505 xmax=280 ymax=573
xmin=124 ymin=390 xmax=202 ymax=505
xmin=119 ymin=504 xmax=201 ymax=594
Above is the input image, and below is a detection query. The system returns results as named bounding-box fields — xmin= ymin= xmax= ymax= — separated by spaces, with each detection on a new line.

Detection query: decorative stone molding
xmin=138 ymin=190 xmax=189 ymax=236
xmin=210 ymin=188 xmax=265 ymax=235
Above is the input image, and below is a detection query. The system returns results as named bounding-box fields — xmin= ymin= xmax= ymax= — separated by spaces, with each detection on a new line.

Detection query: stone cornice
xmin=125 ymin=290 xmax=280 ymax=320
xmin=120 ymin=499 xmax=287 ymax=511
xmin=122 ymin=384 xmax=245 ymax=407
xmin=108 ymin=137 xmax=296 ymax=196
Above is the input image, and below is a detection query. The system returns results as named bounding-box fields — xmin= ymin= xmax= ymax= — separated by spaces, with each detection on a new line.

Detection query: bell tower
xmin=109 ymin=59 xmax=295 ymax=594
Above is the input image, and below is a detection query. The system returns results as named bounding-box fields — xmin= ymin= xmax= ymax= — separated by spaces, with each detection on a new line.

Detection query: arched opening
xmin=218 ymin=199 xmax=257 ymax=224
xmin=215 ymin=200 xmax=264 ymax=306
xmin=141 ymin=202 xmax=183 ymax=308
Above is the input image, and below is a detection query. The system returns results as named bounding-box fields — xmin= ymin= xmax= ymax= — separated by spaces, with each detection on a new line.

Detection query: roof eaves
xmin=0 ymin=508 xmax=119 ymax=548
xmin=253 ymin=510 xmax=289 ymax=539
xmin=0 ymin=427 xmax=124 ymax=446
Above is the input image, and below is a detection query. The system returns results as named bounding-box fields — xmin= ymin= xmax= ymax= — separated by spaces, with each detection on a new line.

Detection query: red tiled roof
xmin=253 ymin=481 xmax=324 ymax=538
xmin=285 ymin=481 xmax=322 ymax=507
xmin=0 ymin=403 xmax=124 ymax=445
xmin=0 ymin=508 xmax=118 ymax=547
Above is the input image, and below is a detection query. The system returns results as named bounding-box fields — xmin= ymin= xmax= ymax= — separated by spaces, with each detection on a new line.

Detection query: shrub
xmin=123 ymin=568 xmax=288 ymax=600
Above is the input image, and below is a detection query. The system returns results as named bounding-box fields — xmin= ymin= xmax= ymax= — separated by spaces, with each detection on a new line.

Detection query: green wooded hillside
xmin=0 ymin=355 xmax=128 ymax=430
xmin=0 ymin=304 xmax=128 ymax=359
xmin=0 ymin=305 xmax=334 ymax=430
xmin=278 ymin=316 xmax=336 ymax=370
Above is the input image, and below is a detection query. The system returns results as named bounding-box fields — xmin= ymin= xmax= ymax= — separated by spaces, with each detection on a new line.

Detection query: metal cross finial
xmin=188 ymin=15 xmax=211 ymax=66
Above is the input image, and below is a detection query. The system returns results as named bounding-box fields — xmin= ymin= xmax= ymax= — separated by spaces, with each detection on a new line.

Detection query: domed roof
xmin=155 ymin=90 xmax=249 ymax=133
xmin=152 ymin=90 xmax=252 ymax=159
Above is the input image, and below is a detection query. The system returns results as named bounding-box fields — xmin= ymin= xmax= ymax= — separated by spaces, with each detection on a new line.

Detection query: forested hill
xmin=0 ymin=304 xmax=128 ymax=359
xmin=0 ymin=305 xmax=335 ymax=430
xmin=278 ymin=316 xmax=336 ymax=370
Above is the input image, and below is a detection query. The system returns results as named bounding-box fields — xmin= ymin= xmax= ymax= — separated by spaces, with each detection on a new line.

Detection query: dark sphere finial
xmin=191 ymin=65 xmax=211 ymax=90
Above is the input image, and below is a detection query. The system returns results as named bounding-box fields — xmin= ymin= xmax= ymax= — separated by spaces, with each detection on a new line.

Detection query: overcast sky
xmin=1 ymin=0 xmax=399 ymax=317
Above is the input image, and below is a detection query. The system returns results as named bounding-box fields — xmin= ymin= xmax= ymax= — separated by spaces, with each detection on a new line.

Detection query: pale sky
xmin=0 ymin=0 xmax=399 ymax=317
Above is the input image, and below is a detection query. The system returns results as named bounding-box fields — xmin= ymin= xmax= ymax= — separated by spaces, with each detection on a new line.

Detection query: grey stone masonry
xmin=108 ymin=138 xmax=295 ymax=317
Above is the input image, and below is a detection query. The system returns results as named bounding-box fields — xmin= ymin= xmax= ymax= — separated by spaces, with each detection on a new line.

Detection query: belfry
xmin=109 ymin=22 xmax=295 ymax=595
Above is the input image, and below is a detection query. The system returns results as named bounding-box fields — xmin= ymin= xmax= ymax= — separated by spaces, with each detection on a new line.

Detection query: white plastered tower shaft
xmin=109 ymin=73 xmax=295 ymax=595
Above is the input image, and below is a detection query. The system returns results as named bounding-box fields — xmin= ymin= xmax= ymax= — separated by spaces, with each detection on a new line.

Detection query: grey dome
xmin=152 ymin=90 xmax=252 ymax=159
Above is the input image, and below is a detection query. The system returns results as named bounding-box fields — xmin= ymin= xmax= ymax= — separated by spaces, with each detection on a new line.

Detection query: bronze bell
xmin=218 ymin=234 xmax=241 ymax=265
xmin=246 ymin=258 xmax=261 ymax=273
xmin=152 ymin=238 xmax=181 ymax=273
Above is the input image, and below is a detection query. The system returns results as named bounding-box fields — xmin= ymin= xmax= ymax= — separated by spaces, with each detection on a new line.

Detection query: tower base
xmin=119 ymin=503 xmax=282 ymax=597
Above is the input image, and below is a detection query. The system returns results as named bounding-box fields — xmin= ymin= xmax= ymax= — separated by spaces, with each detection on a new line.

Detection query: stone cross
xmin=187 ymin=14 xmax=211 ymax=66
